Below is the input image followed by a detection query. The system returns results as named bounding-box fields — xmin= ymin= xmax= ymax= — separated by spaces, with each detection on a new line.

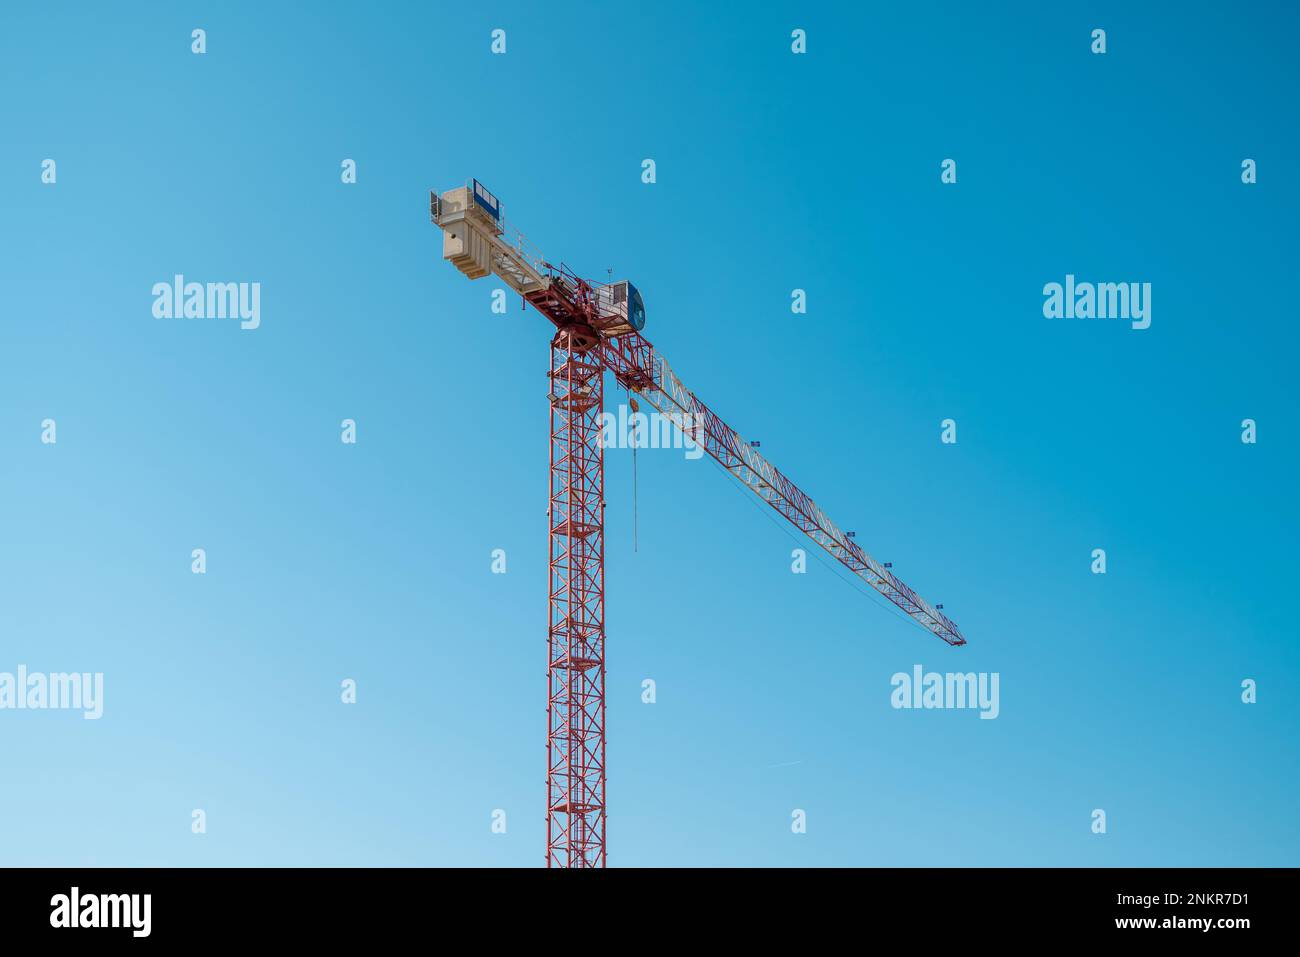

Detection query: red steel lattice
xmin=546 ymin=327 xmax=607 ymax=867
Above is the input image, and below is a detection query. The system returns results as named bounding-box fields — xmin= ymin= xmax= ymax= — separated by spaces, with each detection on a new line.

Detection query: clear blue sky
xmin=1 ymin=1 xmax=1296 ymax=866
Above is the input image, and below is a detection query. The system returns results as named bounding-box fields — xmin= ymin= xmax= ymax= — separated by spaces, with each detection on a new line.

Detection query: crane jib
xmin=593 ymin=332 xmax=965 ymax=646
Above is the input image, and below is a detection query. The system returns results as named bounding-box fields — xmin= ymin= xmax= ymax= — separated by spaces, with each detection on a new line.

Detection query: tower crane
xmin=430 ymin=180 xmax=966 ymax=869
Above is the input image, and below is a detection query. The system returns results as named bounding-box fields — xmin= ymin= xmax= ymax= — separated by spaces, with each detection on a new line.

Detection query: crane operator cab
xmin=594 ymin=280 xmax=647 ymax=336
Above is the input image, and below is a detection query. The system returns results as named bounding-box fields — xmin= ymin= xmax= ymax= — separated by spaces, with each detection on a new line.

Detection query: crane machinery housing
xmin=429 ymin=178 xmax=966 ymax=869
